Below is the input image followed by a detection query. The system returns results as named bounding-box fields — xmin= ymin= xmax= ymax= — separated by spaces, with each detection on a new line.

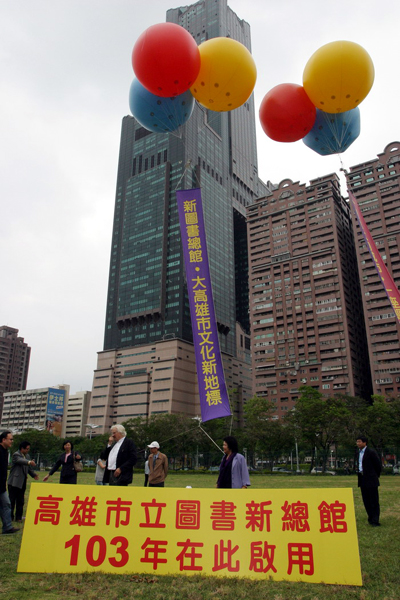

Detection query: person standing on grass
xmin=356 ymin=435 xmax=382 ymax=527
xmin=43 ymin=440 xmax=82 ymax=485
xmin=147 ymin=442 xmax=168 ymax=488
xmin=0 ymin=431 xmax=20 ymax=534
xmin=103 ymin=425 xmax=137 ymax=486
xmin=8 ymin=440 xmax=38 ymax=522
xmin=98 ymin=435 xmax=114 ymax=485
xmin=95 ymin=458 xmax=106 ymax=485
xmin=144 ymin=459 xmax=150 ymax=487
xmin=216 ymin=436 xmax=250 ymax=489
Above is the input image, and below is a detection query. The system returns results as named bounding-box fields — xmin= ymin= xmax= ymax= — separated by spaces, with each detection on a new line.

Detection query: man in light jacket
xmin=147 ymin=441 xmax=168 ymax=487
xmin=8 ymin=440 xmax=38 ymax=522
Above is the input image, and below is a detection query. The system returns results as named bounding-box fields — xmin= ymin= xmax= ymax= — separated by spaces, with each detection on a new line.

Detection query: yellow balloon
xmin=190 ymin=38 xmax=257 ymax=112
xmin=303 ymin=40 xmax=374 ymax=113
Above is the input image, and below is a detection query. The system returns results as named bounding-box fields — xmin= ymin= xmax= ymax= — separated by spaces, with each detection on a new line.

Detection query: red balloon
xmin=259 ymin=83 xmax=316 ymax=142
xmin=132 ymin=23 xmax=201 ymax=98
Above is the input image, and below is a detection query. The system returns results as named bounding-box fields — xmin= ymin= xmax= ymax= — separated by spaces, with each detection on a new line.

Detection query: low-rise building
xmin=1 ymin=384 xmax=70 ymax=437
xmin=87 ymin=335 xmax=252 ymax=434
xmin=65 ymin=391 xmax=91 ymax=437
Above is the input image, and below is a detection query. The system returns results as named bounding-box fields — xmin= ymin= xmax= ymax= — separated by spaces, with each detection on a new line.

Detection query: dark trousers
xmin=360 ymin=485 xmax=380 ymax=524
xmin=144 ymin=474 xmax=149 ymax=487
xmin=109 ymin=471 xmax=128 ymax=486
xmin=8 ymin=481 xmax=26 ymax=521
xmin=149 ymin=482 xmax=165 ymax=487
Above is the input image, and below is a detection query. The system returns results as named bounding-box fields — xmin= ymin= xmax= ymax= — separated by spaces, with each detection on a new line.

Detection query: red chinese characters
xmin=287 ymin=543 xmax=314 ymax=576
xmin=249 ymin=541 xmax=277 ymax=573
xmin=318 ymin=500 xmax=348 ymax=533
xmin=210 ymin=501 xmax=237 ymax=531
xmin=176 ymin=539 xmax=204 ymax=571
xmin=140 ymin=537 xmax=168 ymax=570
xmin=139 ymin=498 xmax=167 ymax=529
xmin=281 ymin=500 xmax=310 ymax=532
xmin=69 ymin=496 xmax=97 ymax=527
xmin=246 ymin=500 xmax=272 ymax=532
xmin=34 ymin=495 xmax=64 ymax=525
xmin=212 ymin=540 xmax=240 ymax=572
xmin=106 ymin=498 xmax=132 ymax=528
xmin=32 ymin=486 xmax=355 ymax=580
xmin=176 ymin=500 xmax=200 ymax=530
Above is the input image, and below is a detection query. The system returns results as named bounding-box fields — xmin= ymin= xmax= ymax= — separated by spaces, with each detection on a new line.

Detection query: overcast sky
xmin=1 ymin=0 xmax=399 ymax=394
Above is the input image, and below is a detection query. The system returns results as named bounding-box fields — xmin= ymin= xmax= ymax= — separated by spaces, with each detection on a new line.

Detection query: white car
xmin=311 ymin=467 xmax=336 ymax=475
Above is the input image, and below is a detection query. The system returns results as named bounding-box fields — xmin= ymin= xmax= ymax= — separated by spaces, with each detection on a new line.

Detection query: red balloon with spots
xmin=259 ymin=83 xmax=316 ymax=143
xmin=132 ymin=23 xmax=201 ymax=98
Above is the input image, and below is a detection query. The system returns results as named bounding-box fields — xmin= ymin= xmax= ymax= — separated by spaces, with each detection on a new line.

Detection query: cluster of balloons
xmin=129 ymin=22 xmax=257 ymax=133
xmin=259 ymin=41 xmax=374 ymax=156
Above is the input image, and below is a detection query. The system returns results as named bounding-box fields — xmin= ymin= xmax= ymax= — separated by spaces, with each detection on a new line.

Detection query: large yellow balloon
xmin=303 ymin=41 xmax=374 ymax=113
xmin=190 ymin=38 xmax=257 ymax=112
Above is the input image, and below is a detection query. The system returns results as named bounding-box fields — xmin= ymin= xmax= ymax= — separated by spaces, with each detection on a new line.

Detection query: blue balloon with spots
xmin=129 ymin=78 xmax=195 ymax=133
xmin=303 ymin=107 xmax=360 ymax=155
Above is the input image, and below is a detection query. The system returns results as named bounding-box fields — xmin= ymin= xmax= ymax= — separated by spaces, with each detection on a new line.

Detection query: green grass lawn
xmin=1 ymin=473 xmax=399 ymax=600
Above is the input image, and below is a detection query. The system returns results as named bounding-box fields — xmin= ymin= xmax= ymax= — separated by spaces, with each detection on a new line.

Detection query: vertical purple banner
xmin=176 ymin=188 xmax=231 ymax=422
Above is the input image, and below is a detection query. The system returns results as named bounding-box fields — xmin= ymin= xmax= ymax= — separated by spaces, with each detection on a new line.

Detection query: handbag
xmin=74 ymin=453 xmax=83 ymax=472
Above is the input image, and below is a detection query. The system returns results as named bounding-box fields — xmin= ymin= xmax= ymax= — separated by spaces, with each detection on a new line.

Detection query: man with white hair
xmin=103 ymin=424 xmax=137 ymax=486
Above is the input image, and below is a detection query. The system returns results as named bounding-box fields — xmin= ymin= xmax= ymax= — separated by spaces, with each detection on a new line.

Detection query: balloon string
xmin=198 ymin=424 xmax=225 ymax=453
xmin=174 ymin=159 xmax=199 ymax=190
xmin=338 ymin=154 xmax=348 ymax=175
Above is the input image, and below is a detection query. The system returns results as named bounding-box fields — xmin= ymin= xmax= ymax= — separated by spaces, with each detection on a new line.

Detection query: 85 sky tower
xmin=103 ymin=0 xmax=270 ymax=360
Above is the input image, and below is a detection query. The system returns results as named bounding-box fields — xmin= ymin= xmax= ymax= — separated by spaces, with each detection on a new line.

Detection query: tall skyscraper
xmin=248 ymin=173 xmax=372 ymax=416
xmin=89 ymin=0 xmax=268 ymax=431
xmin=0 ymin=326 xmax=31 ymax=421
xmin=346 ymin=142 xmax=400 ymax=397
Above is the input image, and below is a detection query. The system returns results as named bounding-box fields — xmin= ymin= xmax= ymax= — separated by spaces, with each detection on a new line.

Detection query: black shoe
xmin=370 ymin=523 xmax=381 ymax=527
xmin=3 ymin=527 xmax=20 ymax=534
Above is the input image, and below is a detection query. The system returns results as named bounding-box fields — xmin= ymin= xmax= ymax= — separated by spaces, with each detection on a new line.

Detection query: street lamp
xmin=289 ymin=407 xmax=301 ymax=474
xmin=295 ymin=438 xmax=301 ymax=474
xmin=85 ymin=424 xmax=100 ymax=439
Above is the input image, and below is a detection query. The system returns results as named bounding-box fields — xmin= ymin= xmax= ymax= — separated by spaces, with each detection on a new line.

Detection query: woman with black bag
xmin=43 ymin=440 xmax=82 ymax=484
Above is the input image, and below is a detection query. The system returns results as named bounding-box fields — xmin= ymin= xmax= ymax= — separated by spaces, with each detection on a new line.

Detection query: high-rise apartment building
xmin=248 ymin=173 xmax=372 ymax=416
xmin=88 ymin=0 xmax=270 ymax=430
xmin=346 ymin=142 xmax=400 ymax=397
xmin=0 ymin=326 xmax=31 ymax=420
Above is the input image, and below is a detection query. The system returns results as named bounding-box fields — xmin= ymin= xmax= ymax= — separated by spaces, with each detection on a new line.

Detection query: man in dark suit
xmin=0 ymin=431 xmax=20 ymax=534
xmin=356 ymin=435 xmax=382 ymax=527
xmin=8 ymin=440 xmax=39 ymax=522
xmin=103 ymin=424 xmax=137 ymax=486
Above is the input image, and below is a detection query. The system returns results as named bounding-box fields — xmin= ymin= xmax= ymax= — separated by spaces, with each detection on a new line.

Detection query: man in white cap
xmin=147 ymin=441 xmax=168 ymax=488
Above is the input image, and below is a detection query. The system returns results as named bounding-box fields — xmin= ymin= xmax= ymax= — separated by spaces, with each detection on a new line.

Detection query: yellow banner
xmin=18 ymin=484 xmax=362 ymax=585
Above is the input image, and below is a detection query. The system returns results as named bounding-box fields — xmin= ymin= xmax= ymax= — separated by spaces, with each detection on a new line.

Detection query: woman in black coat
xmin=43 ymin=440 xmax=82 ymax=484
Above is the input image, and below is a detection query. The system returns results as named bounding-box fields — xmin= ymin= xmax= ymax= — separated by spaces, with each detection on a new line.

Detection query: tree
xmin=241 ymin=395 xmax=294 ymax=469
xmin=361 ymin=395 xmax=397 ymax=455
xmin=286 ymin=386 xmax=352 ymax=471
xmin=11 ymin=429 xmax=61 ymax=464
xmin=124 ymin=414 xmax=203 ymax=467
